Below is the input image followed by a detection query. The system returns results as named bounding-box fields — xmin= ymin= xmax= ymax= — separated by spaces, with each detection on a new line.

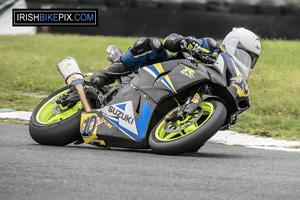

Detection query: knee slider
xmin=131 ymin=37 xmax=151 ymax=55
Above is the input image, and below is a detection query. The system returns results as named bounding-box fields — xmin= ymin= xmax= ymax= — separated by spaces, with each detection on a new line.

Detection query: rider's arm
xmin=164 ymin=33 xmax=220 ymax=55
xmin=195 ymin=37 xmax=221 ymax=54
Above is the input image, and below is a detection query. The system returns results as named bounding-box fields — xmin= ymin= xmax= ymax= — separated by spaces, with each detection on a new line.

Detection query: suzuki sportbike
xmin=29 ymin=45 xmax=252 ymax=155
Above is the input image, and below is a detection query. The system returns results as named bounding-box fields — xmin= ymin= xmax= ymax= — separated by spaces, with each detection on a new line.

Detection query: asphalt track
xmin=1 ymin=124 xmax=299 ymax=200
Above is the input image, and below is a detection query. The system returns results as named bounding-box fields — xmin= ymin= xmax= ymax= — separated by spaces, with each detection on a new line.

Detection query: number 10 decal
xmin=80 ymin=114 xmax=103 ymax=137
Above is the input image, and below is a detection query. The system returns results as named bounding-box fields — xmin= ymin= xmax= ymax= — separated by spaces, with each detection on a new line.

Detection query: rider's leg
xmin=121 ymin=37 xmax=168 ymax=71
xmin=90 ymin=37 xmax=167 ymax=91
xmin=90 ymin=62 xmax=129 ymax=91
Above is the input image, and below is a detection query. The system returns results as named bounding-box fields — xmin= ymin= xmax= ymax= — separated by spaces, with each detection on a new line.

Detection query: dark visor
xmin=237 ymin=42 xmax=259 ymax=69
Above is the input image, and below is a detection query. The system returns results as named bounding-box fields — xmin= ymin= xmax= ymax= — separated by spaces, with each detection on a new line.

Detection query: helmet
xmin=223 ymin=27 xmax=261 ymax=69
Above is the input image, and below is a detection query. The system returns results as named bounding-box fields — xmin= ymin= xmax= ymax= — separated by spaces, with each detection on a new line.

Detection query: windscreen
xmin=226 ymin=46 xmax=252 ymax=81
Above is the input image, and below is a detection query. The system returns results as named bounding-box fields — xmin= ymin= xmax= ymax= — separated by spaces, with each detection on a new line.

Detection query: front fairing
xmin=225 ymin=45 xmax=252 ymax=82
xmin=221 ymin=46 xmax=253 ymax=113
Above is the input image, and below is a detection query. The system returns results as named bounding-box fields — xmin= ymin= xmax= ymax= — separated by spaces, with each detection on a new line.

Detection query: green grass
xmin=0 ymin=34 xmax=138 ymax=110
xmin=0 ymin=34 xmax=299 ymax=141
xmin=231 ymin=40 xmax=300 ymax=140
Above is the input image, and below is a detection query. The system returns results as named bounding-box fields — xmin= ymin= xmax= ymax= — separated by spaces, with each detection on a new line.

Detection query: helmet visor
xmin=236 ymin=42 xmax=259 ymax=69
xmin=247 ymin=51 xmax=259 ymax=69
xmin=251 ymin=56 xmax=259 ymax=69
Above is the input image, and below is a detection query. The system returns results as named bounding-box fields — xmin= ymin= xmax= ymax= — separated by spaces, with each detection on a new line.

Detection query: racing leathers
xmin=90 ymin=33 xmax=220 ymax=91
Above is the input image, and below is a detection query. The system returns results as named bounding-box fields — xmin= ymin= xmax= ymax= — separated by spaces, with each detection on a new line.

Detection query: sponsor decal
xmin=99 ymin=101 xmax=138 ymax=140
xmin=108 ymin=106 xmax=134 ymax=124
xmin=231 ymin=76 xmax=249 ymax=97
xmin=180 ymin=67 xmax=195 ymax=79
xmin=133 ymin=50 xmax=152 ymax=59
xmin=99 ymin=101 xmax=152 ymax=141
xmin=228 ymin=56 xmax=249 ymax=97
xmin=101 ymin=116 xmax=112 ymax=129
xmin=192 ymin=93 xmax=200 ymax=103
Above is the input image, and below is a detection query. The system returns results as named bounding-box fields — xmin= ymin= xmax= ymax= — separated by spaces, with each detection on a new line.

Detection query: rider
xmin=90 ymin=27 xmax=261 ymax=93
xmin=90 ymin=34 xmax=221 ymax=90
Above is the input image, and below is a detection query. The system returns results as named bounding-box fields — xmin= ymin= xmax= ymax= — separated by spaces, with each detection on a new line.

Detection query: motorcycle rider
xmin=90 ymin=34 xmax=222 ymax=90
xmin=90 ymin=27 xmax=260 ymax=91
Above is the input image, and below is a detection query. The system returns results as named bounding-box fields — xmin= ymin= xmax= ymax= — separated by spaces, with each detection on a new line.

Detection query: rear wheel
xmin=149 ymin=99 xmax=227 ymax=155
xmin=29 ymin=86 xmax=84 ymax=146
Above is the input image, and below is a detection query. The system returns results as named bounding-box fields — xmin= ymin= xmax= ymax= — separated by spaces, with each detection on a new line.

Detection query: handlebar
xmin=180 ymin=47 xmax=215 ymax=64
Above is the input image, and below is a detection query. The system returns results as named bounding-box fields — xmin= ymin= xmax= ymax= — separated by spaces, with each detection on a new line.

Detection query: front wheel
xmin=29 ymin=86 xmax=84 ymax=146
xmin=149 ymin=99 xmax=227 ymax=155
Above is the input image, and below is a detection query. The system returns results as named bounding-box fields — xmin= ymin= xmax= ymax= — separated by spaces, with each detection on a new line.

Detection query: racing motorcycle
xmin=29 ymin=45 xmax=252 ymax=155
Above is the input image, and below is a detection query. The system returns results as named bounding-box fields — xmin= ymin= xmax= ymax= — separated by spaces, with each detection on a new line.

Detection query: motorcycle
xmin=29 ymin=44 xmax=252 ymax=155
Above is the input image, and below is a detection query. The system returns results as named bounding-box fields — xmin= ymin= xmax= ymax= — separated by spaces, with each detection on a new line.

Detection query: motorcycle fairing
xmin=80 ymin=112 xmax=106 ymax=146
xmin=228 ymin=57 xmax=249 ymax=97
xmin=100 ymin=100 xmax=152 ymax=141
xmin=215 ymin=52 xmax=251 ymax=114
xmin=138 ymin=59 xmax=212 ymax=104
xmin=80 ymin=53 xmax=250 ymax=147
xmin=80 ymin=85 xmax=158 ymax=148
xmin=80 ymin=59 xmax=210 ymax=147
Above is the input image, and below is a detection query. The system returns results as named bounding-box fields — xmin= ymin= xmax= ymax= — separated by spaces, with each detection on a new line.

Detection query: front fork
xmin=167 ymin=85 xmax=207 ymax=121
xmin=181 ymin=85 xmax=209 ymax=114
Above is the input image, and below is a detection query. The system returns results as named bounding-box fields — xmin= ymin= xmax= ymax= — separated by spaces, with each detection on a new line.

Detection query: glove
xmin=180 ymin=37 xmax=204 ymax=54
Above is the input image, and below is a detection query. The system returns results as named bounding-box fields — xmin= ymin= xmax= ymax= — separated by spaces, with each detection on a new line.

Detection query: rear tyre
xmin=29 ymin=86 xmax=84 ymax=146
xmin=149 ymin=99 xmax=227 ymax=155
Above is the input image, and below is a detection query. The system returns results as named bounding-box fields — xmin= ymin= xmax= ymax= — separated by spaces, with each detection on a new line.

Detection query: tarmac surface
xmin=1 ymin=123 xmax=300 ymax=200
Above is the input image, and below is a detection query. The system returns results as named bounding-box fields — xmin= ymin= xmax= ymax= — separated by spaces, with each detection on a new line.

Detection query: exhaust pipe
xmin=57 ymin=57 xmax=92 ymax=112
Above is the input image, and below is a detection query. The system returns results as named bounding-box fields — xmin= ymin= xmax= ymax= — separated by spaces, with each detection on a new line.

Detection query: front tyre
xmin=29 ymin=86 xmax=83 ymax=146
xmin=149 ymin=99 xmax=227 ymax=155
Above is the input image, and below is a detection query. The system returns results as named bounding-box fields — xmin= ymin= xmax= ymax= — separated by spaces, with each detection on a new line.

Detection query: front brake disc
xmin=51 ymin=103 xmax=74 ymax=114
xmin=164 ymin=107 xmax=203 ymax=133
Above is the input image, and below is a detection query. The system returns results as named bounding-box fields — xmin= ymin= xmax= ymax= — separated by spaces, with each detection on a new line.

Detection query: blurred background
xmin=1 ymin=0 xmax=300 ymax=39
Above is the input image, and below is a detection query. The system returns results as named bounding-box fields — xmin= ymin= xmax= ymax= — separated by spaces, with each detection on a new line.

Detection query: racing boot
xmin=90 ymin=61 xmax=130 ymax=91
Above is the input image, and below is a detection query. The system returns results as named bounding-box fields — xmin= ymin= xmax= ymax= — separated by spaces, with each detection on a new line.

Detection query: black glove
xmin=180 ymin=37 xmax=206 ymax=54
